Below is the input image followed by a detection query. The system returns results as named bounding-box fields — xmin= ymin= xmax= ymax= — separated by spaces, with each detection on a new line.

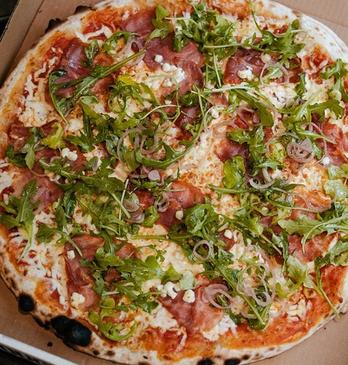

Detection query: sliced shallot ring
xmin=148 ymin=169 xmax=161 ymax=181
xmin=192 ymin=240 xmax=214 ymax=262
xmin=123 ymin=199 xmax=140 ymax=213
xmin=202 ymin=284 xmax=233 ymax=309
xmin=155 ymin=194 xmax=170 ymax=212
xmin=286 ymin=138 xmax=314 ymax=163
xmin=128 ymin=210 xmax=145 ymax=223
xmin=248 ymin=178 xmax=274 ymax=190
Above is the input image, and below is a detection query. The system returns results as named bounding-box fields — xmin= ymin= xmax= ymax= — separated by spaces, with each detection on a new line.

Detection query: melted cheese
xmin=261 ymin=83 xmax=297 ymax=109
xmin=19 ymin=74 xmax=55 ymax=127
xmin=0 ymin=171 xmax=12 ymax=193
xmin=202 ymin=315 xmax=237 ymax=341
xmin=139 ymin=305 xmax=179 ymax=331
xmin=76 ymin=25 xmax=113 ymax=43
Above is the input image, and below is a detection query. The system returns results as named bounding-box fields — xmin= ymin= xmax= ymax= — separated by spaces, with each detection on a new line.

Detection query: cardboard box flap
xmin=0 ymin=0 xmax=43 ymax=83
xmin=0 ymin=0 xmax=101 ymax=83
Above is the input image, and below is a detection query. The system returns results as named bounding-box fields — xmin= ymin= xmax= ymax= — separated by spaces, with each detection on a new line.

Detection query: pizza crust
xmin=0 ymin=1 xmax=348 ymax=364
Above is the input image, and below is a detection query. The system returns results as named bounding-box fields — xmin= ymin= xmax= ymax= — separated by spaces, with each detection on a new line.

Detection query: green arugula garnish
xmin=0 ymin=180 xmax=38 ymax=260
xmin=49 ymin=51 xmax=144 ymax=120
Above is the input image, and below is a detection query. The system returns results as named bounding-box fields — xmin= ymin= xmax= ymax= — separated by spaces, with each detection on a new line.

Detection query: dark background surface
xmin=0 ymin=3 xmax=35 ymax=365
xmin=0 ymin=0 xmax=17 ymax=36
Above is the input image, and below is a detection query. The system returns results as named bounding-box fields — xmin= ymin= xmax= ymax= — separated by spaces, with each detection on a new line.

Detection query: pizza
xmin=0 ymin=0 xmax=348 ymax=364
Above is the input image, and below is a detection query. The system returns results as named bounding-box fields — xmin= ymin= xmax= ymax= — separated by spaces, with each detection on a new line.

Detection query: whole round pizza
xmin=1 ymin=0 xmax=348 ymax=364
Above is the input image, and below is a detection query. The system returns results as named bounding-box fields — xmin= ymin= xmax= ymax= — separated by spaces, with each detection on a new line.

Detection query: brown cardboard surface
xmin=0 ymin=0 xmax=348 ymax=364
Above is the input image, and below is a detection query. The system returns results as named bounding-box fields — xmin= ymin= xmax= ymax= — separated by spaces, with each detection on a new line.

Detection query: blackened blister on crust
xmin=51 ymin=316 xmax=91 ymax=347
xmin=18 ymin=294 xmax=35 ymax=313
xmin=197 ymin=359 xmax=214 ymax=365
xmin=224 ymin=359 xmax=241 ymax=365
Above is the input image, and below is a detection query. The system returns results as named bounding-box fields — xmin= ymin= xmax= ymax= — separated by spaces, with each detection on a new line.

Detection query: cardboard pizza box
xmin=0 ymin=0 xmax=347 ymax=364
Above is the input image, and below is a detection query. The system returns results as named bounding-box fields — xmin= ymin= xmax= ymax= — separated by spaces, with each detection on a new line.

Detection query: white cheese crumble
xmin=0 ymin=171 xmax=12 ymax=193
xmin=154 ymin=54 xmax=164 ymax=63
xmin=321 ymin=156 xmax=331 ymax=166
xmin=67 ymin=118 xmax=83 ymax=133
xmin=223 ymin=229 xmax=233 ymax=240
xmin=210 ymin=107 xmax=220 ymax=119
xmin=162 ymin=63 xmax=176 ymax=72
xmin=175 ymin=210 xmax=184 ymax=220
xmin=237 ymin=67 xmax=254 ymax=81
xmin=161 ymin=62 xmax=186 ymax=85
xmin=182 ymin=289 xmax=196 ymax=303
xmin=61 ymin=148 xmax=78 ymax=161
xmin=202 ymin=315 xmax=237 ymax=341
xmin=287 ymin=299 xmax=310 ymax=321
xmin=67 ymin=250 xmax=76 ymax=260
xmin=71 ymin=292 xmax=86 ymax=308
xmin=163 ymin=282 xmax=179 ymax=299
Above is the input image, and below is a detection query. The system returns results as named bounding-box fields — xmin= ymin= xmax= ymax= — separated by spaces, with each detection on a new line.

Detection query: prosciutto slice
xmin=11 ymin=170 xmax=63 ymax=212
xmin=64 ymin=235 xmax=104 ymax=310
xmin=157 ymin=181 xmax=204 ymax=228
xmin=8 ymin=121 xmax=30 ymax=151
xmin=121 ymin=9 xmax=155 ymax=37
xmin=175 ymin=106 xmax=200 ymax=139
xmin=224 ymin=49 xmax=264 ymax=84
xmin=215 ymin=138 xmax=249 ymax=162
xmin=161 ymin=285 xmax=223 ymax=334
xmin=144 ymin=37 xmax=204 ymax=94
xmin=55 ymin=38 xmax=89 ymax=97
xmin=321 ymin=121 xmax=348 ymax=165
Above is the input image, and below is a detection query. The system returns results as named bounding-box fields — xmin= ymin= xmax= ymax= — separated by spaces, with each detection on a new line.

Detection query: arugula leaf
xmin=328 ymin=164 xmax=348 ymax=179
xmin=312 ymin=238 xmax=348 ymax=314
xmin=223 ymin=156 xmax=245 ymax=190
xmin=5 ymin=128 xmax=40 ymax=169
xmin=284 ymin=99 xmax=344 ymax=130
xmin=173 ymin=2 xmax=236 ymax=60
xmin=279 ymin=208 xmax=348 ymax=246
xmin=134 ymin=89 xmax=208 ymax=169
xmin=295 ymin=73 xmax=306 ymax=97
xmin=85 ymin=39 xmax=99 ymax=66
xmin=245 ymin=17 xmax=304 ymax=65
xmin=321 ymin=59 xmax=348 ymax=102
xmin=228 ymin=125 xmax=280 ymax=174
xmin=49 ymin=51 xmax=145 ymax=119
xmin=316 ymin=237 xmax=348 ymax=268
xmin=161 ymin=264 xmax=182 ymax=284
xmin=108 ymin=74 xmax=157 ymax=114
xmin=41 ymin=122 xmax=65 ymax=149
xmin=5 ymin=145 xmax=26 ymax=167
xmin=143 ymin=206 xmax=159 ymax=227
xmin=149 ymin=6 xmax=172 ymax=40
xmin=286 ymin=255 xmax=312 ymax=290
xmin=324 ymin=180 xmax=348 ymax=201
xmin=206 ymin=254 xmax=270 ymax=329
xmin=233 ymin=90 xmax=273 ymax=127
xmin=48 ymin=70 xmax=74 ymax=122
xmin=0 ymin=180 xmax=38 ymax=260
xmin=89 ymin=297 xmax=136 ymax=341
xmin=102 ymin=31 xmax=133 ymax=54
xmin=278 ymin=216 xmax=321 ymax=236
